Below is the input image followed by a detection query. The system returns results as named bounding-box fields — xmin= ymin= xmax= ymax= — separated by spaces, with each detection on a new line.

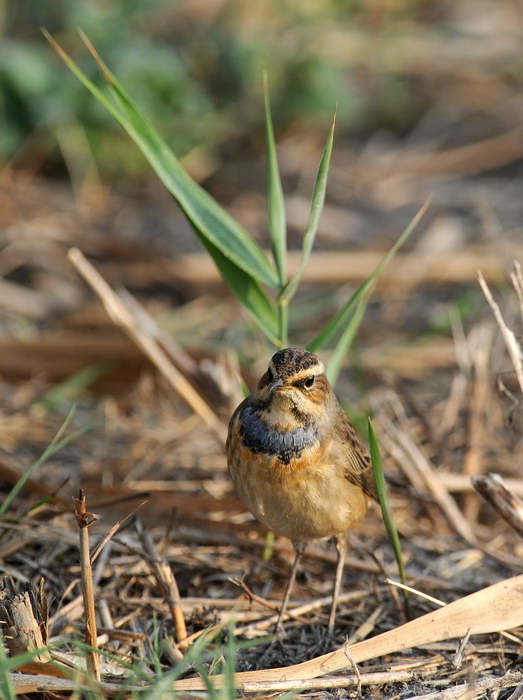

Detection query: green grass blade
xmin=0 ymin=635 xmax=56 ymax=699
xmin=219 ymin=623 xmax=236 ymax=699
xmin=264 ymin=75 xmax=286 ymax=287
xmin=281 ymin=109 xmax=336 ymax=304
xmin=45 ymin=31 xmax=279 ymax=291
xmin=326 ymin=293 xmax=366 ymax=385
xmin=0 ymin=406 xmax=94 ymax=519
xmin=193 ymin=663 xmax=218 ymax=699
xmin=200 ymin=237 xmax=279 ymax=344
xmin=307 ymin=197 xmax=430 ymax=352
xmin=38 ymin=360 xmax=114 ymax=409
xmin=0 ymin=633 xmax=14 ymax=700
xmin=42 ymin=30 xmax=138 ymax=142
xmin=368 ymin=418 xmax=409 ymax=614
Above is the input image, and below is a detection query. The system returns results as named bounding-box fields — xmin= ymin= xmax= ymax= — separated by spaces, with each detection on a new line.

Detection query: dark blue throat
xmin=239 ymin=404 xmax=318 ymax=466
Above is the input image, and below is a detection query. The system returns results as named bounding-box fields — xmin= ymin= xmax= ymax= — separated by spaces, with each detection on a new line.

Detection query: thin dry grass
xmin=73 ymin=490 xmax=101 ymax=681
xmin=2 ymin=57 xmax=523 ymax=692
xmin=1 ymin=241 xmax=522 ymax=696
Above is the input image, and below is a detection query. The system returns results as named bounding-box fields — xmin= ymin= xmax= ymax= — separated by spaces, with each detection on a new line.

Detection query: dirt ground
xmin=1 ymin=118 xmax=523 ymax=699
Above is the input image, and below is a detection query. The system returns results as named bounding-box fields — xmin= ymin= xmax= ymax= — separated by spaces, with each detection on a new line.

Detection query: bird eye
xmin=304 ymin=375 xmax=315 ymax=389
xmin=266 ymin=367 xmax=274 ymax=382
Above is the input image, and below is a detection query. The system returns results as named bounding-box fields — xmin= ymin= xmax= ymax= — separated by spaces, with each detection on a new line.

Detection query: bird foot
xmin=274 ymin=620 xmax=288 ymax=638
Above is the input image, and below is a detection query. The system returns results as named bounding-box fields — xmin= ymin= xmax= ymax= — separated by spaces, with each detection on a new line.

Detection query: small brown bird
xmin=227 ymin=347 xmax=376 ymax=632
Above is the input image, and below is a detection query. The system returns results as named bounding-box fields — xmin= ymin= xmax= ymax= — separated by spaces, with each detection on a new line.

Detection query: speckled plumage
xmin=227 ymin=347 xmax=376 ymax=632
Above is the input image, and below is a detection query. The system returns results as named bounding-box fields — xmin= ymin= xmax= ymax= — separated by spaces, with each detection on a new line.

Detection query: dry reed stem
xmin=511 ymin=261 xmax=523 ymax=324
xmin=119 ymin=288 xmax=201 ymax=380
xmin=379 ymin=406 xmax=477 ymax=545
xmin=345 ymin=604 xmax=382 ymax=647
xmin=229 ymin=576 xmax=309 ymax=623
xmin=0 ymin=278 xmax=51 ymax=318
xmin=90 ymin=499 xmax=148 ymax=564
xmin=7 ymin=673 xmax=137 ymax=696
xmin=387 ymin=579 xmax=521 ymax=647
xmin=68 ymin=247 xmax=226 ymax=440
xmin=406 ymin=671 xmax=523 ymax=700
xmin=0 ymin=581 xmax=51 ymax=662
xmin=73 ymin=489 xmax=100 ymax=681
xmin=462 ymin=325 xmax=492 ymax=522
xmin=439 ymin=473 xmax=523 ymax=496
xmin=472 ymin=473 xmax=523 ymax=539
xmin=478 ymin=269 xmax=523 ymax=396
xmin=451 ymin=627 xmax=472 ymax=670
xmin=234 ymin=590 xmax=369 ymax=635
xmin=376 ymin=125 xmax=523 ymax=179
xmin=174 ymin=574 xmax=523 ymax=691
xmin=385 ymin=579 xmax=445 ymax=607
xmin=436 ymin=312 xmax=470 ymax=436
xmin=135 ymin=518 xmax=187 ymax=655
xmin=169 ymin=250 xmax=507 ymax=287
xmin=3 ymin=668 xmax=425 ymax=695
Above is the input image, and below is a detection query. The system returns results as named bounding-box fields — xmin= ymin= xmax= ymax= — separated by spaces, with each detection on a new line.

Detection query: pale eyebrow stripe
xmin=268 ymin=357 xmax=324 ymax=381
xmin=285 ymin=363 xmax=324 ymax=383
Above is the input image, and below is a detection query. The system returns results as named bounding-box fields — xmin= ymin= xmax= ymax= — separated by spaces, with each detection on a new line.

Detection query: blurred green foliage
xmin=2 ymin=0 xmax=426 ymax=180
xmin=5 ymin=0 xmax=521 ymax=182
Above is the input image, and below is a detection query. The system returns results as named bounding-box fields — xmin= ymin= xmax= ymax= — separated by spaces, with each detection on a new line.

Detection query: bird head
xmin=256 ymin=347 xmax=333 ymax=426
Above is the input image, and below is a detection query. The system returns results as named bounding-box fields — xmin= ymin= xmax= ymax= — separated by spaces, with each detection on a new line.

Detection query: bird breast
xmin=238 ymin=404 xmax=319 ymax=466
xmin=227 ymin=403 xmax=369 ymax=541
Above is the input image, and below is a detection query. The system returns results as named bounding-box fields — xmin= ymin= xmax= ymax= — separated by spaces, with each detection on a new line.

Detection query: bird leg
xmin=329 ymin=533 xmax=347 ymax=633
xmin=276 ymin=540 xmax=306 ymax=632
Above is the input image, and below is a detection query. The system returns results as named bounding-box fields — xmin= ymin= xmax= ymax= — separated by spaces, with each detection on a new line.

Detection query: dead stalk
xmin=67 ymin=247 xmax=226 ymax=441
xmin=478 ymin=269 xmax=523 ymax=396
xmin=473 ymin=473 xmax=523 ymax=539
xmin=73 ymin=489 xmax=100 ymax=681
xmin=135 ymin=518 xmax=187 ymax=655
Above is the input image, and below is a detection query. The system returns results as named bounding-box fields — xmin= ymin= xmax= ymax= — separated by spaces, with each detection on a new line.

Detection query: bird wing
xmin=339 ymin=412 xmax=377 ymax=501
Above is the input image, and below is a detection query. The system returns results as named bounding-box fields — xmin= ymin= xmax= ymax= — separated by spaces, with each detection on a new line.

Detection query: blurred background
xmin=1 ymin=0 xmax=523 ymax=479
xmin=2 ymin=0 xmax=523 ymax=479
xmin=3 ymin=0 xmax=523 ymax=360
xmin=1 ymin=0 xmax=522 ymax=397
xmin=1 ymin=0 xmax=523 ymax=676
xmin=5 ymin=0 xmax=523 ymax=181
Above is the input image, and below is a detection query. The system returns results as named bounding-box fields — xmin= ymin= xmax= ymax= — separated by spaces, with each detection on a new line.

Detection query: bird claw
xmin=274 ymin=620 xmax=288 ymax=638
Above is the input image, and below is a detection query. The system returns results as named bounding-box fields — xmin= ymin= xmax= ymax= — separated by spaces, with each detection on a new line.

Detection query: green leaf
xmin=264 ymin=75 xmax=286 ymax=288
xmin=45 ymin=31 xmax=279 ymax=291
xmin=308 ymin=197 xmax=430 ymax=352
xmin=200 ymin=237 xmax=279 ymax=344
xmin=326 ymin=292 xmax=366 ymax=385
xmin=368 ymin=418 xmax=409 ymax=613
xmin=281 ymin=108 xmax=336 ymax=303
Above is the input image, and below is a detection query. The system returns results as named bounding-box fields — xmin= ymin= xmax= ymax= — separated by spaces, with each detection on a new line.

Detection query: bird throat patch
xmin=238 ymin=404 xmax=318 ymax=465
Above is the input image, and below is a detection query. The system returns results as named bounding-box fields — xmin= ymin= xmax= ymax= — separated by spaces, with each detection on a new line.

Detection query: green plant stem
xmin=368 ymin=418 xmax=409 ymax=618
xmin=262 ymin=530 xmax=275 ymax=564
xmin=277 ymin=297 xmax=288 ymax=347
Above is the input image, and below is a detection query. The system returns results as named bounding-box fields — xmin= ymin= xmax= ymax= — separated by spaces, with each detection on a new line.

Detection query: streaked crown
xmin=269 ymin=348 xmax=324 ymax=381
xmin=257 ymin=347 xmax=328 ymax=397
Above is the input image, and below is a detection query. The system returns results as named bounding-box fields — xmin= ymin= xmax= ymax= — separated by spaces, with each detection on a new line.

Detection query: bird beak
xmin=268 ymin=378 xmax=294 ymax=392
xmin=268 ymin=377 xmax=283 ymax=391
